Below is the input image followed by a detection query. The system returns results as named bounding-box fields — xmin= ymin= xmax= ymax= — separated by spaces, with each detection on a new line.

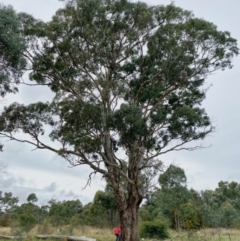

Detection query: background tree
xmin=179 ymin=202 xmax=200 ymax=230
xmin=188 ymin=188 xmax=203 ymax=227
xmin=139 ymin=188 xmax=169 ymax=224
xmin=141 ymin=166 xmax=202 ymax=230
xmin=0 ymin=0 xmax=238 ymax=240
xmin=199 ymin=181 xmax=240 ymax=228
xmin=220 ymin=202 xmax=239 ymax=228
xmin=79 ymin=202 xmax=94 ymax=226
xmin=159 ymin=165 xmax=191 ymax=231
xmin=0 ymin=191 xmax=19 ymax=213
xmin=27 ymin=193 xmax=38 ymax=203
xmin=15 ymin=202 xmax=40 ymax=231
xmin=0 ymin=191 xmax=19 ymax=226
xmin=48 ymin=199 xmax=83 ymax=226
xmin=90 ymin=184 xmax=118 ymax=227
xmin=200 ymin=189 xmax=221 ymax=228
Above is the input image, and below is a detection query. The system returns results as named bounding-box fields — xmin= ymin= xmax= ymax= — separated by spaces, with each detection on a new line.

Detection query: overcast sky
xmin=0 ymin=0 xmax=240 ymax=206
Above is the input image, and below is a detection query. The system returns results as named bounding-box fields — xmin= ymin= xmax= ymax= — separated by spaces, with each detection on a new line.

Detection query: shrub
xmin=140 ymin=220 xmax=169 ymax=240
xmin=19 ymin=213 xmax=37 ymax=232
xmin=37 ymin=219 xmax=52 ymax=234
xmin=0 ymin=213 xmax=10 ymax=226
xmin=179 ymin=203 xmax=201 ymax=230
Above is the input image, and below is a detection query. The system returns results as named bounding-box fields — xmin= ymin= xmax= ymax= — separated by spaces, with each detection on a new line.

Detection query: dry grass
xmin=2 ymin=226 xmax=240 ymax=241
xmin=29 ymin=225 xmax=113 ymax=237
xmin=33 ymin=225 xmax=113 ymax=241
xmin=0 ymin=227 xmax=11 ymax=235
xmin=76 ymin=226 xmax=113 ymax=241
xmin=75 ymin=226 xmax=112 ymax=236
xmin=168 ymin=228 xmax=240 ymax=241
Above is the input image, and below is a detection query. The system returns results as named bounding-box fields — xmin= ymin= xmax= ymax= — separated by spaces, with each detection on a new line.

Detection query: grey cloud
xmin=44 ymin=182 xmax=58 ymax=192
xmin=1 ymin=137 xmax=96 ymax=182
xmin=0 ymin=173 xmax=36 ymax=190
xmin=0 ymin=176 xmax=17 ymax=188
xmin=10 ymin=186 xmax=42 ymax=204
xmin=58 ymin=189 xmax=80 ymax=200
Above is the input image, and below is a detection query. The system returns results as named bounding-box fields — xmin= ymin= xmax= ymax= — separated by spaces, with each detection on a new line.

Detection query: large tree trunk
xmin=119 ymin=203 xmax=140 ymax=241
xmin=103 ymin=131 xmax=143 ymax=241
xmin=112 ymin=181 xmax=142 ymax=241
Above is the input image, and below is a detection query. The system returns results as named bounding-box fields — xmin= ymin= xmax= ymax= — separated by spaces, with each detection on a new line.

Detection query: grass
xmin=168 ymin=228 xmax=240 ymax=241
xmin=1 ymin=226 xmax=240 ymax=241
xmin=0 ymin=227 xmax=11 ymax=236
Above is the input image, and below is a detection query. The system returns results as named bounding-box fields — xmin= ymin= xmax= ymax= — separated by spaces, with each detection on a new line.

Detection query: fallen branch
xmin=0 ymin=235 xmax=23 ymax=240
xmin=37 ymin=235 xmax=96 ymax=241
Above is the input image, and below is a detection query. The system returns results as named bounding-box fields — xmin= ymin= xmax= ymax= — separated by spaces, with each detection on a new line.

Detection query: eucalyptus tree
xmin=27 ymin=193 xmax=38 ymax=203
xmin=92 ymin=183 xmax=117 ymax=227
xmin=0 ymin=191 xmax=19 ymax=213
xmin=0 ymin=191 xmax=19 ymax=227
xmin=0 ymin=4 xmax=26 ymax=97
xmin=159 ymin=165 xmax=190 ymax=230
xmin=0 ymin=0 xmax=238 ymax=240
xmin=47 ymin=199 xmax=83 ymax=226
xmin=0 ymin=4 xmax=27 ymax=152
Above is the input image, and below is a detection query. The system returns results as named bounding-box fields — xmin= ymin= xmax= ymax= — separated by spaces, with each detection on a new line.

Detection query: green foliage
xmin=159 ymin=165 xmax=187 ymax=190
xmin=159 ymin=165 xmax=191 ymax=230
xmin=220 ymin=203 xmax=239 ymax=228
xmin=27 ymin=193 xmax=38 ymax=203
xmin=143 ymin=178 xmax=240 ymax=230
xmin=3 ymin=178 xmax=240 ymax=233
xmin=90 ymin=191 xmax=112 ymax=227
xmin=179 ymin=203 xmax=200 ymax=230
xmin=19 ymin=213 xmax=37 ymax=232
xmin=80 ymin=185 xmax=118 ymax=228
xmin=90 ymin=184 xmax=118 ymax=227
xmin=0 ymin=191 xmax=19 ymax=213
xmin=79 ymin=202 xmax=94 ymax=226
xmin=0 ymin=0 xmax=238 ymax=179
xmin=0 ymin=4 xmax=26 ymax=96
xmin=199 ymin=181 xmax=240 ymax=228
xmin=140 ymin=220 xmax=169 ymax=239
xmin=13 ymin=203 xmax=41 ymax=231
xmin=0 ymin=213 xmax=10 ymax=226
xmin=48 ymin=199 xmax=83 ymax=226
xmin=139 ymin=208 xmax=151 ymax=222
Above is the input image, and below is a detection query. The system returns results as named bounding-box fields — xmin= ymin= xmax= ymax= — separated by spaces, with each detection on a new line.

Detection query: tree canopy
xmin=0 ymin=0 xmax=238 ymax=240
xmin=27 ymin=193 xmax=38 ymax=203
xmin=0 ymin=4 xmax=26 ymax=96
